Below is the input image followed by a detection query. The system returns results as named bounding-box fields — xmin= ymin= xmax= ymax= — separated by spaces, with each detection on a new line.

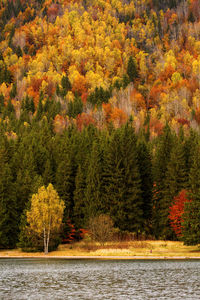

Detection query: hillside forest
xmin=1 ymin=0 xmax=200 ymax=250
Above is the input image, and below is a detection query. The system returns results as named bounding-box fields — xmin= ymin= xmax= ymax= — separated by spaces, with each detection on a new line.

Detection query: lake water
xmin=0 ymin=258 xmax=200 ymax=299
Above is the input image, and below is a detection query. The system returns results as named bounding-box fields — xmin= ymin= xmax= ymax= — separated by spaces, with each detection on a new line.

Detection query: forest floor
xmin=0 ymin=241 xmax=200 ymax=259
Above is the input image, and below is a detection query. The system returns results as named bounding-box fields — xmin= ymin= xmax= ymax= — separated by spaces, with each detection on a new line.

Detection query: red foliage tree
xmin=102 ymin=103 xmax=112 ymax=123
xmin=188 ymin=77 xmax=199 ymax=93
xmin=159 ymin=65 xmax=175 ymax=82
xmin=149 ymin=84 xmax=166 ymax=108
xmin=62 ymin=220 xmax=88 ymax=243
xmin=189 ymin=0 xmax=200 ymax=21
xmin=47 ymin=4 xmax=60 ymax=22
xmin=81 ymin=92 xmax=88 ymax=104
xmin=177 ymin=118 xmax=190 ymax=126
xmin=46 ymin=79 xmax=55 ymax=97
xmin=31 ymin=78 xmax=43 ymax=93
xmin=168 ymin=190 xmax=190 ymax=238
xmin=110 ymin=107 xmax=128 ymax=128
xmin=195 ymin=108 xmax=200 ymax=125
xmin=102 ymin=103 xmax=128 ymax=127
xmin=151 ymin=119 xmax=164 ymax=136
xmin=76 ymin=112 xmax=96 ymax=131
xmin=53 ymin=114 xmax=69 ymax=134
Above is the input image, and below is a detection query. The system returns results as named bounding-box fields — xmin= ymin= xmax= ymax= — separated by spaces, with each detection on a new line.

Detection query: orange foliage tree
xmin=168 ymin=190 xmax=190 ymax=238
xmin=110 ymin=107 xmax=128 ymax=128
xmin=53 ymin=114 xmax=70 ymax=134
xmin=76 ymin=112 xmax=96 ymax=131
xmin=72 ymin=74 xmax=87 ymax=95
xmin=102 ymin=103 xmax=128 ymax=127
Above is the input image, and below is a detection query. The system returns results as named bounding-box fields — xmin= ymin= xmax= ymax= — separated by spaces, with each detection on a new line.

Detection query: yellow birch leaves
xmin=26 ymin=184 xmax=65 ymax=236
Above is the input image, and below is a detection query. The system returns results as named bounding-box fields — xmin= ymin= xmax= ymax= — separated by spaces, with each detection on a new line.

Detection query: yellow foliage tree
xmin=26 ymin=184 xmax=65 ymax=254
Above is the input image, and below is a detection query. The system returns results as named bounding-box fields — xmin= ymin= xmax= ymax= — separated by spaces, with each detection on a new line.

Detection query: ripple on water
xmin=0 ymin=259 xmax=200 ymax=299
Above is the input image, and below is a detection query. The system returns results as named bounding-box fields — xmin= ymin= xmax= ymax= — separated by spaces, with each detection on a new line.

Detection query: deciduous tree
xmin=88 ymin=214 xmax=114 ymax=245
xmin=26 ymin=184 xmax=65 ymax=254
xmin=169 ymin=189 xmax=189 ymax=238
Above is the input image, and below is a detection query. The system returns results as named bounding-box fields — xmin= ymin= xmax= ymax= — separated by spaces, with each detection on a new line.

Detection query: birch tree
xmin=26 ymin=184 xmax=65 ymax=254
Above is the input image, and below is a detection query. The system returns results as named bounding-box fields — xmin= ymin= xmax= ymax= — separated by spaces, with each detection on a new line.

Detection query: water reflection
xmin=0 ymin=259 xmax=200 ymax=299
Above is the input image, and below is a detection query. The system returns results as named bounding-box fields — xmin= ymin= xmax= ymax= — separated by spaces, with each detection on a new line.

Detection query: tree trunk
xmin=46 ymin=225 xmax=51 ymax=255
xmin=44 ymin=228 xmax=48 ymax=255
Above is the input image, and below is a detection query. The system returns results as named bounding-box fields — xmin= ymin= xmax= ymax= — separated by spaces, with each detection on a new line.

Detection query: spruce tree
xmin=137 ymin=138 xmax=153 ymax=232
xmin=6 ymin=98 xmax=15 ymax=115
xmin=104 ymin=124 xmax=142 ymax=233
xmin=15 ymin=169 xmax=34 ymax=214
xmin=35 ymin=96 xmax=43 ymax=120
xmin=55 ymin=156 xmax=75 ymax=221
xmin=43 ymin=160 xmax=54 ymax=186
xmin=11 ymin=140 xmax=38 ymax=216
xmin=103 ymin=129 xmax=125 ymax=225
xmin=152 ymin=124 xmax=174 ymax=238
xmin=30 ymin=97 xmax=35 ymax=114
xmin=30 ymin=122 xmax=52 ymax=176
xmin=84 ymin=140 xmax=104 ymax=222
xmin=119 ymin=124 xmax=142 ymax=232
xmin=182 ymin=146 xmax=200 ymax=245
xmin=61 ymin=75 xmax=71 ymax=97
xmin=73 ymin=164 xmax=87 ymax=228
xmin=9 ymin=82 xmax=17 ymax=99
xmin=184 ymin=129 xmax=199 ymax=176
xmin=0 ymin=151 xmax=18 ymax=248
xmin=127 ymin=56 xmax=138 ymax=83
xmin=68 ymin=96 xmax=83 ymax=118
xmin=0 ymin=94 xmax=4 ymax=114
xmin=160 ymin=138 xmax=188 ymax=239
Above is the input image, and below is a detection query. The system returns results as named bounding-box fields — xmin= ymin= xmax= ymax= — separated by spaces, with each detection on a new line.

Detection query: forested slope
xmin=0 ymin=0 xmax=200 ymax=133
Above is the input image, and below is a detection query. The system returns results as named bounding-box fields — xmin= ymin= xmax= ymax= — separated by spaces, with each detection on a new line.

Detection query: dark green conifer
xmin=184 ymin=129 xmax=199 ymax=175
xmin=182 ymin=146 xmax=200 ymax=245
xmin=104 ymin=124 xmax=142 ymax=233
xmin=0 ymin=151 xmax=18 ymax=248
xmin=30 ymin=97 xmax=35 ymax=114
xmin=73 ymin=164 xmax=87 ymax=228
xmin=68 ymin=96 xmax=83 ymax=118
xmin=61 ymin=75 xmax=71 ymax=97
xmin=16 ymin=45 xmax=22 ymax=57
xmin=137 ymin=138 xmax=153 ymax=232
xmin=11 ymin=137 xmax=37 ymax=215
xmin=35 ymin=96 xmax=43 ymax=120
xmin=55 ymin=157 xmax=74 ymax=220
xmin=84 ymin=140 xmax=104 ymax=221
xmin=43 ymin=160 xmax=54 ymax=186
xmin=0 ymin=94 xmax=4 ymax=113
xmin=6 ymin=98 xmax=15 ymax=114
xmin=160 ymin=138 xmax=188 ymax=239
xmin=152 ymin=124 xmax=174 ymax=238
xmin=9 ymin=82 xmax=17 ymax=99
xmin=127 ymin=56 xmax=138 ymax=83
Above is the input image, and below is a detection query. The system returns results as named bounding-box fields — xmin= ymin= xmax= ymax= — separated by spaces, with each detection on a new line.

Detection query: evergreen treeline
xmin=0 ymin=99 xmax=200 ymax=249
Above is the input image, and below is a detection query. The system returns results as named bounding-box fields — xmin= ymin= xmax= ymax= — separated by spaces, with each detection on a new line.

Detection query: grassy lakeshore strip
xmin=0 ymin=241 xmax=200 ymax=259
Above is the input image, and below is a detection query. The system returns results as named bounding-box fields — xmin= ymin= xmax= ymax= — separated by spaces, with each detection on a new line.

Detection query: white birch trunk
xmin=44 ymin=227 xmax=48 ymax=255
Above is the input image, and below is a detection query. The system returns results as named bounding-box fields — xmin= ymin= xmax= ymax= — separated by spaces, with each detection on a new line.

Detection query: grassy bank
xmin=0 ymin=240 xmax=200 ymax=258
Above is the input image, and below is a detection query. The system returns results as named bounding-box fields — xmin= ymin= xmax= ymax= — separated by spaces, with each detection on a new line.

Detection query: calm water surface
xmin=0 ymin=258 xmax=200 ymax=299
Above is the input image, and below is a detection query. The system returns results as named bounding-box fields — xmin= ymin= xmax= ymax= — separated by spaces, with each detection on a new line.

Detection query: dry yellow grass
xmin=0 ymin=240 xmax=200 ymax=258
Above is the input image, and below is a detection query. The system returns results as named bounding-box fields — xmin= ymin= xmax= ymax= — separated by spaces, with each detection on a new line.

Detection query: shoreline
xmin=1 ymin=255 xmax=200 ymax=260
xmin=1 ymin=241 xmax=200 ymax=260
